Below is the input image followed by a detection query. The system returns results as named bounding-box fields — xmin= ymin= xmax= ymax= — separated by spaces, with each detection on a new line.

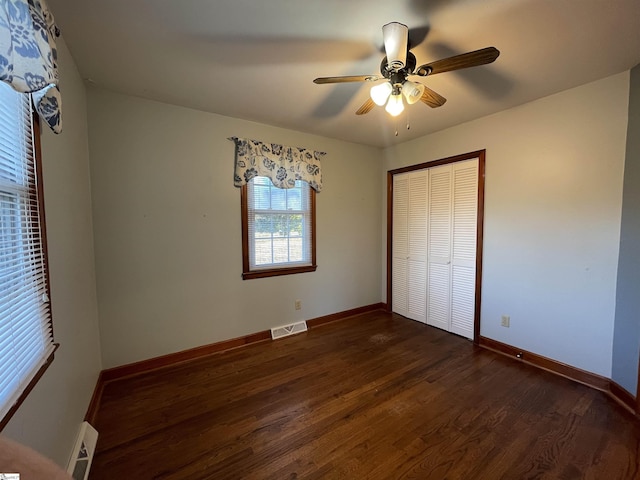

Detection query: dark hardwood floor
xmin=90 ymin=311 xmax=640 ymax=479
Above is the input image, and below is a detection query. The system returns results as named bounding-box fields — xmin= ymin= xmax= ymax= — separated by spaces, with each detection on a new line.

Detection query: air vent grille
xmin=271 ymin=321 xmax=308 ymax=340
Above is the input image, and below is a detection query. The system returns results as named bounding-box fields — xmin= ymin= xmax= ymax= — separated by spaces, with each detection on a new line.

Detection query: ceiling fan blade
xmin=414 ymin=47 xmax=500 ymax=76
xmin=313 ymin=75 xmax=380 ymax=84
xmin=382 ymin=22 xmax=408 ymax=70
xmin=420 ymin=86 xmax=447 ymax=108
xmin=355 ymin=98 xmax=375 ymax=115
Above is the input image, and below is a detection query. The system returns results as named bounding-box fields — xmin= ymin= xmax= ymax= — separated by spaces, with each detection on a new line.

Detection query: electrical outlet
xmin=501 ymin=315 xmax=510 ymax=328
xmin=295 ymin=300 xmax=302 ymax=311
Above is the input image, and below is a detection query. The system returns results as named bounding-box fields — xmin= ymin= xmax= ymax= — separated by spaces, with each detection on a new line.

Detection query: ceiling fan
xmin=313 ymin=22 xmax=500 ymax=117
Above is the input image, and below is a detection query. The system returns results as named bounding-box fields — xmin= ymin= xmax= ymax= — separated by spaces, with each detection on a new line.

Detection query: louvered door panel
xmin=408 ymin=261 xmax=427 ymax=322
xmin=450 ymin=159 xmax=478 ymax=338
xmin=452 ymin=160 xmax=478 ymax=267
xmin=393 ymin=176 xmax=409 ymax=259
xmin=427 ymin=165 xmax=451 ymax=330
xmin=408 ymin=173 xmax=428 ymax=259
xmin=407 ymin=172 xmax=428 ymax=322
xmin=428 ymin=167 xmax=451 ymax=260
xmin=450 ymin=265 xmax=475 ymax=338
xmin=427 ymin=262 xmax=450 ymax=330
xmin=392 ymin=257 xmax=408 ymax=318
xmin=392 ymin=174 xmax=409 ymax=317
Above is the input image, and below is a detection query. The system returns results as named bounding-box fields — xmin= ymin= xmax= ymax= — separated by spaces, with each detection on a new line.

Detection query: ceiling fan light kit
xmin=385 ymin=92 xmax=405 ymax=117
xmin=313 ymin=22 xmax=500 ymax=119
xmin=370 ymin=82 xmax=393 ymax=106
xmin=401 ymin=80 xmax=425 ymax=105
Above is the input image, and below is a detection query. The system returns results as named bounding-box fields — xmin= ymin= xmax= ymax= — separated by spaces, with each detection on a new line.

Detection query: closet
xmin=390 ymin=155 xmax=480 ymax=340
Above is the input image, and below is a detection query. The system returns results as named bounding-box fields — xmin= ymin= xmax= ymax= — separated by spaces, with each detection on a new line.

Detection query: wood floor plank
xmin=89 ymin=312 xmax=640 ymax=479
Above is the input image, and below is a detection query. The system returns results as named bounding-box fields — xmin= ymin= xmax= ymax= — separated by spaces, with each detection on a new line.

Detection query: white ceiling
xmin=48 ymin=0 xmax=640 ymax=148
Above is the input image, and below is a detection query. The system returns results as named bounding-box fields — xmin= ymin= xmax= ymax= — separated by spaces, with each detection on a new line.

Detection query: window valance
xmin=0 ymin=0 xmax=62 ymax=133
xmin=229 ymin=137 xmax=324 ymax=192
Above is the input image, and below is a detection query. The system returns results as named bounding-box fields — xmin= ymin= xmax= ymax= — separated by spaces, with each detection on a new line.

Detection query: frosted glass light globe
xmin=370 ymin=82 xmax=393 ymax=106
xmin=385 ymin=94 xmax=405 ymax=117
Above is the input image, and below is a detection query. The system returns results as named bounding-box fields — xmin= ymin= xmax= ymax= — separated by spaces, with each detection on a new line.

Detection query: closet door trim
xmin=386 ymin=150 xmax=486 ymax=344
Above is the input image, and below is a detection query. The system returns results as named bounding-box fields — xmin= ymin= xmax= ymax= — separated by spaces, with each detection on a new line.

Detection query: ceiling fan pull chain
xmin=406 ymin=111 xmax=410 ymax=131
xmin=395 ymin=119 xmax=399 ymax=137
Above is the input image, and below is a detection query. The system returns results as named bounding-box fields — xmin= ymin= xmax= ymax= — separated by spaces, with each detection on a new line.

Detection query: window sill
xmin=242 ymin=264 xmax=317 ymax=280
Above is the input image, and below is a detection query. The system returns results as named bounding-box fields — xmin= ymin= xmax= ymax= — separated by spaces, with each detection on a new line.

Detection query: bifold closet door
xmin=392 ymin=171 xmax=428 ymax=323
xmin=426 ymin=165 xmax=452 ymax=331
xmin=392 ymin=173 xmax=409 ymax=319
xmin=426 ymin=159 xmax=478 ymax=339
xmin=449 ymin=160 xmax=478 ymax=338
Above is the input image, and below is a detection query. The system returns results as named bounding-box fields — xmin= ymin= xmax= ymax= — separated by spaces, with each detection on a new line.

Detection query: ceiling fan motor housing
xmin=381 ymin=52 xmax=417 ymax=83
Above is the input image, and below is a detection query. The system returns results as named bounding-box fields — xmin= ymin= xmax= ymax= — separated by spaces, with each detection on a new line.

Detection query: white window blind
xmin=247 ymin=177 xmax=312 ymax=270
xmin=0 ymin=81 xmax=54 ymax=423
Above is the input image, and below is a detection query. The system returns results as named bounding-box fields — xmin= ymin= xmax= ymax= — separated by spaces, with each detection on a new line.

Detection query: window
xmin=241 ymin=176 xmax=316 ymax=279
xmin=0 ymin=82 xmax=55 ymax=429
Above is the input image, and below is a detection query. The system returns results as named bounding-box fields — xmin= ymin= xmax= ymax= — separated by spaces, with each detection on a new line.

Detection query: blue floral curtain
xmin=230 ymin=137 xmax=324 ymax=192
xmin=0 ymin=0 xmax=62 ymax=133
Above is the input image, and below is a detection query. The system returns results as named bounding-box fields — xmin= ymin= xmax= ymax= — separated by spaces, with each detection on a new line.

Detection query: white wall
xmin=86 ymin=89 xmax=383 ymax=368
xmin=3 ymin=38 xmax=102 ymax=466
xmin=612 ymin=63 xmax=640 ymax=395
xmin=382 ymin=73 xmax=629 ymax=377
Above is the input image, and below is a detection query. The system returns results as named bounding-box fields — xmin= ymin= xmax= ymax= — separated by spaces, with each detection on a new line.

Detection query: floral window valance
xmin=0 ymin=0 xmax=62 ymax=133
xmin=229 ymin=137 xmax=324 ymax=192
